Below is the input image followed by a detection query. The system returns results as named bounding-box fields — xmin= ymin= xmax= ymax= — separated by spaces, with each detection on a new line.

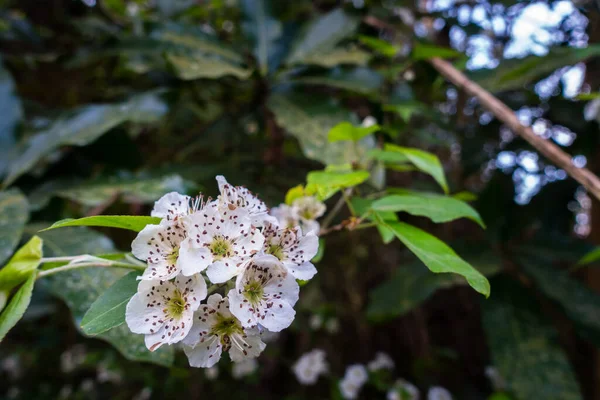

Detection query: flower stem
xmin=37 ymin=261 xmax=145 ymax=280
xmin=320 ymin=188 xmax=353 ymax=232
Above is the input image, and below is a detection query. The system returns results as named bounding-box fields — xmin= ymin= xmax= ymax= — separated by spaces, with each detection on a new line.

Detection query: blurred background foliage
xmin=1 ymin=0 xmax=600 ymax=399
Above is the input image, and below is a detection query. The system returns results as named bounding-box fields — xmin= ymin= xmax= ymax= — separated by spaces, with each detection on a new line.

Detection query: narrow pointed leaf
xmin=0 ymin=236 xmax=42 ymax=291
xmin=383 ymin=221 xmax=490 ymax=296
xmin=385 ymin=144 xmax=449 ymax=193
xmin=42 ymin=216 xmax=161 ymax=233
xmin=0 ymin=273 xmax=35 ymax=342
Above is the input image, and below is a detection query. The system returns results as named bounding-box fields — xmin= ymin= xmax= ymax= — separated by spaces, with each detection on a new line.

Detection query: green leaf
xmin=372 ymin=193 xmax=485 ymax=228
xmin=358 ymin=35 xmax=399 ymax=58
xmin=312 ymin=238 xmax=325 ymax=263
xmin=0 ymin=236 xmax=42 ymax=291
xmin=519 ymin=256 xmax=600 ymax=347
xmin=166 ymin=52 xmax=252 ymax=80
xmin=0 ymin=189 xmax=29 ymax=266
xmin=36 ymin=227 xmax=173 ymax=367
xmin=267 ymin=91 xmax=376 ymax=166
xmin=81 ymin=271 xmax=140 ymax=335
xmin=42 ymin=216 xmax=161 ymax=233
xmin=307 ymin=170 xmax=370 ymax=188
xmin=384 ymin=102 xmax=425 ymax=122
xmin=577 ymin=247 xmax=600 ymax=266
xmin=385 ymin=144 xmax=449 ymax=193
xmin=328 ymin=122 xmax=380 ymax=142
xmin=0 ymin=56 xmax=22 ymax=177
xmin=286 ymin=8 xmax=360 ymax=66
xmin=0 ymin=273 xmax=35 ymax=342
xmin=241 ymin=0 xmax=281 ymax=75
xmin=290 ymin=67 xmax=383 ymax=94
xmin=285 ymin=185 xmax=305 ymax=205
xmin=482 ymin=277 xmax=583 ymax=400
xmin=368 ymin=251 xmax=500 ymax=321
xmin=294 ymin=47 xmax=371 ymax=68
xmin=366 ymin=149 xmax=410 ymax=164
xmin=382 ymin=221 xmax=490 ymax=296
xmin=29 ymin=173 xmax=194 ymax=210
xmin=470 ymin=45 xmax=600 ymax=93
xmin=411 ymin=43 xmax=462 ymax=60
xmin=4 ymin=91 xmax=168 ymax=186
xmin=351 ymin=198 xmax=397 ymax=244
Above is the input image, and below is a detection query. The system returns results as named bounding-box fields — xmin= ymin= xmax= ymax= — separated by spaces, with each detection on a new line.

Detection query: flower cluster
xmin=125 ymin=176 xmax=323 ymax=368
xmin=292 ymin=349 xmax=329 ymax=385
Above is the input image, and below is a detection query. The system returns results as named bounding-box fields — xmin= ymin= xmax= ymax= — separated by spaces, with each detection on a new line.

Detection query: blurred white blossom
xmin=292 ymin=349 xmax=329 ymax=385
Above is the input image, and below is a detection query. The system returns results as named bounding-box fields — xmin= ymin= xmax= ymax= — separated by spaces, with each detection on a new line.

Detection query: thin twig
xmin=319 ymin=188 xmax=353 ymax=232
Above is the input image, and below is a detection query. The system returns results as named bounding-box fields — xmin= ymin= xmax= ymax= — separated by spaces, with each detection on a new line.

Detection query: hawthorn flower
xmin=132 ymin=218 xmax=193 ymax=280
xmin=183 ymin=294 xmax=266 ymax=368
xmin=228 ymin=255 xmax=299 ymax=332
xmin=292 ymin=349 xmax=328 ymax=385
xmin=428 ymin=387 xmax=452 ymax=400
xmin=216 ymin=175 xmax=277 ymax=227
xmin=151 ymin=192 xmax=192 ymax=220
xmin=292 ymin=196 xmax=326 ymax=233
xmin=388 ymin=379 xmax=420 ymax=400
xmin=367 ymin=352 xmax=395 ymax=371
xmin=232 ymin=358 xmax=258 ymax=379
xmin=261 ymin=223 xmax=319 ymax=280
xmin=125 ymin=275 xmax=206 ymax=351
xmin=270 ymin=204 xmax=300 ymax=229
xmin=339 ymin=364 xmax=368 ymax=399
xmin=184 ymin=205 xmax=265 ymax=283
xmin=205 ymin=366 xmax=219 ymax=380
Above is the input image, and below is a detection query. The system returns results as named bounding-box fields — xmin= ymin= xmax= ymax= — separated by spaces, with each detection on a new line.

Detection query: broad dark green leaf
xmin=0 ymin=57 xmax=22 ymax=177
xmin=372 ymin=193 xmax=485 ymax=228
xmin=519 ymin=256 xmax=600 ymax=347
xmin=290 ymin=67 xmax=383 ymax=94
xmin=0 ymin=189 xmax=29 ymax=266
xmin=295 ymin=47 xmax=371 ymax=68
xmin=268 ymin=91 xmax=376 ymax=165
xmin=385 ymin=144 xmax=449 ymax=193
xmin=166 ymin=53 xmax=253 ymax=80
xmin=4 ymin=91 xmax=168 ymax=186
xmin=328 ymin=122 xmax=380 ymax=142
xmin=81 ymin=271 xmax=140 ymax=335
xmin=368 ymin=251 xmax=500 ymax=321
xmin=42 ymin=216 xmax=161 ymax=233
xmin=383 ymin=221 xmax=490 ymax=296
xmin=0 ymin=236 xmax=42 ymax=291
xmin=383 ymin=102 xmax=426 ymax=122
xmin=307 ymin=170 xmax=370 ymax=188
xmin=241 ymin=0 xmax=282 ymax=75
xmin=411 ymin=43 xmax=462 ymax=60
xmin=36 ymin=226 xmax=173 ymax=367
xmin=29 ymin=173 xmax=194 ymax=210
xmin=0 ymin=273 xmax=35 ymax=342
xmin=482 ymin=277 xmax=583 ymax=400
xmin=470 ymin=45 xmax=600 ymax=93
xmin=286 ymin=8 xmax=360 ymax=65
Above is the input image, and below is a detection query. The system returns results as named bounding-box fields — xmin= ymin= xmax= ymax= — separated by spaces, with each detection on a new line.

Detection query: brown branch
xmin=429 ymin=57 xmax=600 ymax=201
xmin=363 ymin=15 xmax=600 ymax=201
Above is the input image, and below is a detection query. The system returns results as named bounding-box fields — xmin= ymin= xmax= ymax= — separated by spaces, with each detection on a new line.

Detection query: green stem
xmin=342 ymin=190 xmax=356 ymax=216
xmin=37 ymin=261 xmax=145 ymax=280
xmin=353 ymin=222 xmax=377 ymax=230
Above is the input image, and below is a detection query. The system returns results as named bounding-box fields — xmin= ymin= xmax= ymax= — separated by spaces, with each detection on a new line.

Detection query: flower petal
xmin=151 ymin=192 xmax=191 ymax=220
xmin=178 ymin=238 xmax=212 ymax=276
xmin=184 ymin=335 xmax=223 ymax=368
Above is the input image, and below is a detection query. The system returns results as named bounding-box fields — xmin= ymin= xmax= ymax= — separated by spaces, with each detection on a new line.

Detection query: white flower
xmin=292 ymin=349 xmax=328 ymax=385
xmin=391 ymin=379 xmax=420 ymax=400
xmin=261 ymin=223 xmax=319 ymax=280
xmin=270 ymin=204 xmax=300 ymax=229
xmin=183 ymin=294 xmax=266 ymax=368
xmin=340 ymin=379 xmax=361 ymax=399
xmin=367 ymin=352 xmax=395 ymax=371
xmin=216 ymin=175 xmax=277 ymax=227
xmin=362 ymin=116 xmax=377 ymax=127
xmin=584 ymin=98 xmax=600 ymax=121
xmin=428 ymin=387 xmax=452 ymax=400
xmin=309 ymin=314 xmax=323 ymax=330
xmin=205 ymin=366 xmax=219 ymax=380
xmin=132 ymin=219 xmax=192 ymax=281
xmin=387 ymin=390 xmax=400 ymax=400
xmin=151 ymin=192 xmax=193 ymax=220
xmin=232 ymin=358 xmax=258 ymax=379
xmin=292 ymin=196 xmax=326 ymax=234
xmin=344 ymin=364 xmax=368 ymax=386
xmin=228 ymin=255 xmax=299 ymax=332
xmin=125 ymin=275 xmax=206 ymax=351
xmin=184 ymin=204 xmax=264 ymax=283
xmin=484 ymin=366 xmax=505 ymax=391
